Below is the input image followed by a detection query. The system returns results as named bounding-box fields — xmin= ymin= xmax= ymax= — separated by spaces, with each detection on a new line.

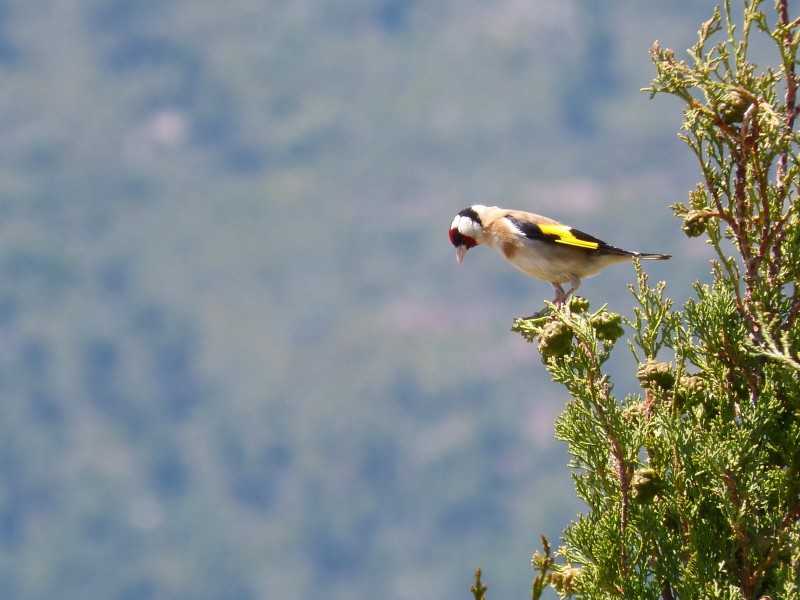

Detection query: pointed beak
xmin=456 ymin=245 xmax=468 ymax=265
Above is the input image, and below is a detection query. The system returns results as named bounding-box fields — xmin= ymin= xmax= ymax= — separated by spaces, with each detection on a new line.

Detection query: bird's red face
xmin=448 ymin=227 xmax=477 ymax=264
xmin=449 ymin=207 xmax=482 ymax=264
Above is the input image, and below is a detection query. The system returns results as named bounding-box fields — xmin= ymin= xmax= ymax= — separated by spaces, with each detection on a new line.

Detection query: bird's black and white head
xmin=449 ymin=206 xmax=485 ymax=264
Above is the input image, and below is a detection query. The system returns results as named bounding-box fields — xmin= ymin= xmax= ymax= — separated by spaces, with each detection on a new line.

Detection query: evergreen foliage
xmin=505 ymin=1 xmax=800 ymax=597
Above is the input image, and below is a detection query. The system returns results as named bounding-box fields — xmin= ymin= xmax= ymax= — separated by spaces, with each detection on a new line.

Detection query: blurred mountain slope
xmin=0 ymin=1 xmax=713 ymax=598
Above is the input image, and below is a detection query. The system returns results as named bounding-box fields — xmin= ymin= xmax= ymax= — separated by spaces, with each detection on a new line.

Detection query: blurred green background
xmin=0 ymin=1 xmax=716 ymax=598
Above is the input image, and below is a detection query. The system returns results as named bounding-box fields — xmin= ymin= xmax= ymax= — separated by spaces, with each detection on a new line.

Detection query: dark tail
xmin=599 ymin=242 xmax=671 ymax=260
xmin=635 ymin=252 xmax=671 ymax=260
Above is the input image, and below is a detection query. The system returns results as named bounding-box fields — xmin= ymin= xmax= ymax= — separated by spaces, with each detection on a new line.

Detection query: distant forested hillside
xmin=0 ymin=1 xmax=713 ymax=598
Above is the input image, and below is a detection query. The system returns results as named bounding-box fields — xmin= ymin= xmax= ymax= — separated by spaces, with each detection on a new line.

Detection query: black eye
xmin=449 ymin=229 xmax=477 ymax=248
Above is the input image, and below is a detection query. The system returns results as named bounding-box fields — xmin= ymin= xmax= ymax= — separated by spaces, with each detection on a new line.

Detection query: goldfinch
xmin=449 ymin=205 xmax=671 ymax=304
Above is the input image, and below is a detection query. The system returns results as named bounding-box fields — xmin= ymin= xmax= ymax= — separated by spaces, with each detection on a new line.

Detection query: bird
xmin=449 ymin=205 xmax=671 ymax=305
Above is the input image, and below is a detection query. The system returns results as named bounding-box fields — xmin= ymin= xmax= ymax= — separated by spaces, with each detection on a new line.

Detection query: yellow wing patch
xmin=537 ymin=224 xmax=600 ymax=250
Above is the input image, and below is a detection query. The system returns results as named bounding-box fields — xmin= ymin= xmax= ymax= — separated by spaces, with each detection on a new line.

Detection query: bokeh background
xmin=1 ymin=1 xmax=719 ymax=598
